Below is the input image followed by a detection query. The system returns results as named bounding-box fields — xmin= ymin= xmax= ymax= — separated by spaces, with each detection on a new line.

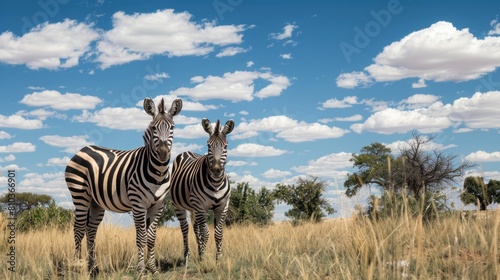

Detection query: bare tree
xmin=396 ymin=131 xmax=476 ymax=198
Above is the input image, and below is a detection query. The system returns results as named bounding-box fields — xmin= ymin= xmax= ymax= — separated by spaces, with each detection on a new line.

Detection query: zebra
xmin=64 ymin=97 xmax=182 ymax=275
xmin=170 ymin=118 xmax=235 ymax=264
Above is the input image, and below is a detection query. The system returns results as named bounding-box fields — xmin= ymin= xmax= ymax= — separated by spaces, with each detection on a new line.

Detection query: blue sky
xmin=1 ymin=0 xmax=500 ymax=224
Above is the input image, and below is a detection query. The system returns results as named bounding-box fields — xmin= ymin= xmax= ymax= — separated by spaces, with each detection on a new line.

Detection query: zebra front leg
xmin=194 ymin=211 xmax=209 ymax=260
xmin=86 ymin=201 xmax=105 ymax=277
xmin=175 ymin=208 xmax=190 ymax=263
xmin=214 ymin=205 xmax=228 ymax=261
xmin=132 ymin=207 xmax=148 ymax=275
xmin=145 ymin=203 xmax=163 ymax=273
xmin=73 ymin=204 xmax=89 ymax=261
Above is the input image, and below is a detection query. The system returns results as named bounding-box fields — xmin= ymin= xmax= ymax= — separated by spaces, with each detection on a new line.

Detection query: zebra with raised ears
xmin=170 ymin=118 xmax=235 ymax=263
xmin=65 ymin=97 xmax=182 ymax=275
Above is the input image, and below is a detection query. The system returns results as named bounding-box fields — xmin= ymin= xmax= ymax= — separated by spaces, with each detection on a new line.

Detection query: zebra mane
xmin=158 ymin=98 xmax=165 ymax=114
xmin=213 ymin=119 xmax=220 ymax=135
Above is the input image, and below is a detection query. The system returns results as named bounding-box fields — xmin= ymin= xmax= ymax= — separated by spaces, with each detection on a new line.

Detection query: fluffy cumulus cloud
xmin=262 ymin=168 xmax=292 ymax=179
xmin=0 ymin=19 xmax=98 ymax=69
xmin=21 ymin=90 xmax=102 ymax=110
xmin=216 ymin=47 xmax=248 ymax=57
xmin=291 ymin=152 xmax=352 ymax=178
xmin=350 ymin=90 xmax=500 ymax=134
xmin=229 ymin=143 xmax=287 ymax=157
xmin=19 ymin=172 xmax=68 ymax=195
xmin=233 ymin=115 xmax=347 ymax=142
xmin=337 ymin=21 xmax=500 ymax=88
xmin=39 ymin=135 xmax=93 ymax=154
xmin=96 ymin=9 xmax=246 ymax=68
xmin=321 ymin=96 xmax=358 ymax=109
xmin=170 ymin=71 xmax=290 ymax=102
xmin=0 ymin=142 xmax=36 ymax=153
xmin=0 ymin=114 xmax=43 ymax=129
xmin=465 ymin=151 xmax=500 ymax=162
xmin=351 ymin=108 xmax=452 ymax=134
xmin=276 ymin=123 xmax=349 ymax=142
xmin=400 ymin=94 xmax=440 ymax=109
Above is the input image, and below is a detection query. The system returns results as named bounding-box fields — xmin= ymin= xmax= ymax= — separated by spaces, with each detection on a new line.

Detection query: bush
xmin=16 ymin=200 xmax=73 ymax=232
xmin=361 ymin=190 xmax=449 ymax=221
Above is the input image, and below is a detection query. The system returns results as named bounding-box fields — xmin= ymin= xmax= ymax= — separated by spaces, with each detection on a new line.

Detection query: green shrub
xmin=16 ymin=200 xmax=73 ymax=232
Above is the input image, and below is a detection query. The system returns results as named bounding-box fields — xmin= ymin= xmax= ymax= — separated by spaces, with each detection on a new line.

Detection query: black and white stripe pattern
xmin=65 ymin=98 xmax=182 ymax=275
xmin=170 ymin=118 xmax=235 ymax=262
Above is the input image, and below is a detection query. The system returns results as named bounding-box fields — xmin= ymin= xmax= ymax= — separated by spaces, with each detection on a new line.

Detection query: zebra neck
xmin=145 ymin=148 xmax=170 ymax=183
xmin=203 ymin=157 xmax=225 ymax=190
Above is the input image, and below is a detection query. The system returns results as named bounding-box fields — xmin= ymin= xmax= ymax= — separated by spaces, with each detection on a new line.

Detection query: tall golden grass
xmin=1 ymin=208 xmax=499 ymax=279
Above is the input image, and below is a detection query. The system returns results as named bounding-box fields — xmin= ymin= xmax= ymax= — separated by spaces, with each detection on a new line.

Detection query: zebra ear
xmin=213 ymin=120 xmax=220 ymax=135
xmin=222 ymin=120 xmax=235 ymax=136
xmin=169 ymin=98 xmax=183 ymax=116
xmin=202 ymin=118 xmax=213 ymax=135
xmin=143 ymin=98 xmax=157 ymax=117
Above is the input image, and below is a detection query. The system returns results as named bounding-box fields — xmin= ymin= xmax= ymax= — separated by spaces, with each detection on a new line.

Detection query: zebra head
xmin=202 ymin=118 xmax=235 ymax=177
xmin=143 ymin=97 xmax=183 ymax=163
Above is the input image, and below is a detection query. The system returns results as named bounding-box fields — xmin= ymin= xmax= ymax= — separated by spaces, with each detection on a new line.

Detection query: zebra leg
xmin=132 ymin=206 xmax=148 ymax=274
xmin=214 ymin=205 xmax=229 ymax=261
xmin=72 ymin=195 xmax=91 ymax=261
xmin=86 ymin=200 xmax=105 ymax=276
xmin=194 ymin=211 xmax=209 ymax=259
xmin=175 ymin=208 xmax=190 ymax=261
xmin=145 ymin=202 xmax=163 ymax=273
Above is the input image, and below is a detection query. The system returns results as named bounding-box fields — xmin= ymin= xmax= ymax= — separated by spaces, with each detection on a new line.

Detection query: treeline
xmin=2 ymin=131 xmax=496 ymax=231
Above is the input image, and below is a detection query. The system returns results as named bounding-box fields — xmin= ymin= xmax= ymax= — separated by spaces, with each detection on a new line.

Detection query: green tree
xmin=226 ymin=182 xmax=275 ymax=226
xmin=344 ymin=142 xmax=393 ymax=197
xmin=273 ymin=176 xmax=335 ymax=223
xmin=0 ymin=192 xmax=52 ymax=217
xmin=158 ymin=196 xmax=177 ymax=226
xmin=460 ymin=176 xmax=500 ymax=210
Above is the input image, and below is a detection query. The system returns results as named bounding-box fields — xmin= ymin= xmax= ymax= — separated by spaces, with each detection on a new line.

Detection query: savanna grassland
xmin=1 ymin=209 xmax=499 ymax=279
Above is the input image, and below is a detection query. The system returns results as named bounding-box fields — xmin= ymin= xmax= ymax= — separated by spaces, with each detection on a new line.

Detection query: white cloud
xmin=336 ymin=71 xmax=373 ymax=89
xmin=19 ymin=172 xmax=69 ymax=195
xmin=171 ymin=71 xmax=290 ymax=101
xmin=18 ymin=108 xmax=66 ymax=121
xmin=246 ymin=61 xmax=254 ymax=67
xmin=338 ymin=21 xmax=500 ymax=88
xmin=144 ymin=72 xmax=170 ymax=82
xmin=488 ymin=18 xmax=500 ymax=35
xmin=74 ymin=107 xmax=149 ymax=130
xmin=465 ymin=151 xmax=500 ymax=162
xmin=277 ymin=123 xmax=349 ymax=142
xmin=270 ymin=24 xmax=298 ymax=40
xmin=227 ymin=172 xmax=277 ymax=190
xmin=262 ymin=168 xmax=292 ymax=179
xmin=229 ymin=143 xmax=287 ymax=157
xmin=21 ymin=90 xmax=102 ymax=110
xmin=171 ymin=142 xmax=203 ymax=158
xmin=400 ymin=94 xmax=440 ymax=109
xmin=412 ymin=78 xmax=427 ymax=88
xmin=445 ymin=91 xmax=500 ymax=129
xmin=174 ymin=124 xmax=208 ymax=139
xmin=351 ymin=108 xmax=452 ymax=134
xmin=1 ymin=154 xmax=15 ymax=162
xmin=0 ymin=164 xmax=27 ymax=173
xmin=43 ymin=157 xmax=71 ymax=166
xmin=280 ymin=53 xmax=292 ymax=59
xmin=39 ymin=135 xmax=92 ymax=154
xmin=226 ymin=160 xmax=257 ymax=167
xmin=321 ymin=96 xmax=358 ymax=109
xmin=0 ymin=19 xmax=98 ymax=69
xmin=96 ymin=9 xmax=246 ymax=68
xmin=319 ymin=114 xmax=363 ymax=123
xmin=216 ymin=47 xmax=248 ymax=57
xmin=0 ymin=131 xmax=12 ymax=139
xmin=291 ymin=152 xmax=352 ymax=178
xmin=0 ymin=142 xmax=36 ymax=153
xmin=0 ymin=114 xmax=43 ymax=129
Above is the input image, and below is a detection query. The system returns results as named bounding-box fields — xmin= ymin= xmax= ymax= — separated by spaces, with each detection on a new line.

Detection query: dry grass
xmin=1 ymin=209 xmax=499 ymax=279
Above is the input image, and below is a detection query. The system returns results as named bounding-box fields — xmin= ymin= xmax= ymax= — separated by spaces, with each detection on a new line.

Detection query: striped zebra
xmin=64 ymin=97 xmax=182 ymax=275
xmin=170 ymin=118 xmax=235 ymax=263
